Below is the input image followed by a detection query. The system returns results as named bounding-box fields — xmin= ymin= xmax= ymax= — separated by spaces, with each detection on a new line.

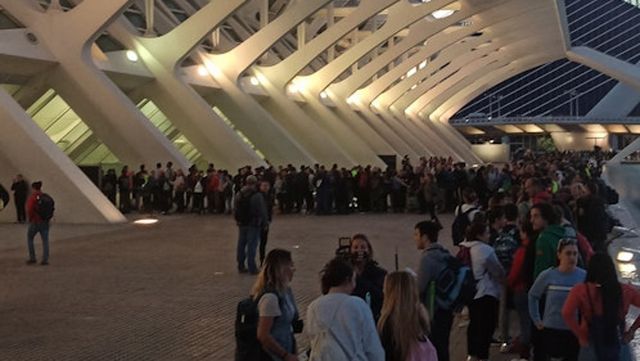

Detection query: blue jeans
xmin=237 ymin=226 xmax=260 ymax=272
xmin=27 ymin=222 xmax=50 ymax=262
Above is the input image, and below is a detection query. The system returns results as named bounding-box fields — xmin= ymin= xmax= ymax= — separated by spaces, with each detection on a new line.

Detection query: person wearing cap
xmin=25 ymin=181 xmax=50 ymax=265
xmin=234 ymin=175 xmax=268 ymax=274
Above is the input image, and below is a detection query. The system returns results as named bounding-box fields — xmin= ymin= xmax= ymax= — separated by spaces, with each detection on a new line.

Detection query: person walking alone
xmin=25 ymin=181 xmax=54 ymax=265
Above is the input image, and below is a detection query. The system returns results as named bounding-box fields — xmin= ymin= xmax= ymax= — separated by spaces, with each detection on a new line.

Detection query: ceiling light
xmin=126 ymin=50 xmax=139 ymax=62
xmin=250 ymin=76 xmax=260 ymax=86
xmin=320 ymin=91 xmax=328 ymax=99
xmin=288 ymin=83 xmax=300 ymax=93
xmin=197 ymin=66 xmax=208 ymax=76
xmin=432 ymin=9 xmax=455 ymax=19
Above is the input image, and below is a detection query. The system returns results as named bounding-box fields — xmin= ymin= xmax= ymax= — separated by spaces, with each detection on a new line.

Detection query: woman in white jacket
xmin=306 ymin=257 xmax=385 ymax=361
xmin=459 ymin=221 xmax=505 ymax=361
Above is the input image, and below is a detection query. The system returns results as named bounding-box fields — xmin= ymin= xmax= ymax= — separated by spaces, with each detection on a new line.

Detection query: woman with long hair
xmin=253 ymin=249 xmax=300 ymax=361
xmin=528 ymin=238 xmax=585 ymax=361
xmin=350 ymin=233 xmax=387 ymax=321
xmin=377 ymin=271 xmax=437 ymax=361
xmin=306 ymin=257 xmax=384 ymax=361
xmin=562 ymin=253 xmax=640 ymax=361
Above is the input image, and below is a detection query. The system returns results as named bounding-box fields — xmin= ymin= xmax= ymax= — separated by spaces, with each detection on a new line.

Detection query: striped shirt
xmin=529 ymin=267 xmax=586 ymax=330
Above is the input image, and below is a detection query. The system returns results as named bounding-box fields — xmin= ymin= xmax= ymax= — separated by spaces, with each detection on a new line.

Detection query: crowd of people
xmin=237 ymin=148 xmax=640 ymax=361
xmin=4 ymin=146 xmax=637 ymax=360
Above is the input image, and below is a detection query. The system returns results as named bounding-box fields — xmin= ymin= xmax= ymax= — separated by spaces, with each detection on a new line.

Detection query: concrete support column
xmin=144 ymin=0 xmax=155 ymax=36
xmin=0 ymin=88 xmax=125 ymax=224
xmin=297 ymin=22 xmax=306 ymax=50
xmin=327 ymin=3 xmax=335 ymax=62
xmin=0 ymin=0 xmax=189 ymax=169
xmin=260 ymin=0 xmax=269 ymax=29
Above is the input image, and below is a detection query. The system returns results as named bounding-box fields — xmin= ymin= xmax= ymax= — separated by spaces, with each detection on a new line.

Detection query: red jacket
xmin=562 ymin=282 xmax=640 ymax=346
xmin=508 ymin=235 xmax=529 ymax=292
xmin=26 ymin=191 xmax=44 ymax=223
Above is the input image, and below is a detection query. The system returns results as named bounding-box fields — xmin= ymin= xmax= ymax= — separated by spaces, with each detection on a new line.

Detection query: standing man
xmin=414 ymin=219 xmax=454 ymax=361
xmin=235 ymin=176 xmax=268 ymax=274
xmin=258 ymin=179 xmax=273 ymax=266
xmin=26 ymin=181 xmax=54 ymax=265
xmin=11 ymin=174 xmax=28 ymax=223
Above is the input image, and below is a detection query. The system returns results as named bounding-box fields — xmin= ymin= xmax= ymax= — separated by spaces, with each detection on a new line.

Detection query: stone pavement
xmin=1 ymin=213 xmax=520 ymax=360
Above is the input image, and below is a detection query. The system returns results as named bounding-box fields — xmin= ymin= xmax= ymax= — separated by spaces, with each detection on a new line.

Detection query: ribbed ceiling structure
xmin=0 ymin=0 xmax=639 ymax=223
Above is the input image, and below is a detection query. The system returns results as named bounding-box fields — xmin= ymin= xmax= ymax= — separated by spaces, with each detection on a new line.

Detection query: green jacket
xmin=534 ymin=224 xmax=566 ymax=279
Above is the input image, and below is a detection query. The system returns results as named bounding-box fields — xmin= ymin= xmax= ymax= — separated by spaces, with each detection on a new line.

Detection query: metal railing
xmin=450 ymin=116 xmax=640 ymax=126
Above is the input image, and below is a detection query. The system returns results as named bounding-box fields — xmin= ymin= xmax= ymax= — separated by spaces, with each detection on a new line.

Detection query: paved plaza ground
xmin=1 ymin=212 xmax=525 ymax=360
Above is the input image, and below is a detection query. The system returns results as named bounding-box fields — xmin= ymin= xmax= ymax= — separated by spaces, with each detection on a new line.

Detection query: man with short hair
xmin=414 ymin=220 xmax=453 ymax=361
xmin=235 ymin=175 xmax=268 ymax=274
xmin=25 ymin=181 xmax=51 ymax=265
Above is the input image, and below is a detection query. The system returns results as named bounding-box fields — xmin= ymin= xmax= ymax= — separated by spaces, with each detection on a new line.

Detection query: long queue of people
xmin=237 ymin=148 xmax=640 ymax=361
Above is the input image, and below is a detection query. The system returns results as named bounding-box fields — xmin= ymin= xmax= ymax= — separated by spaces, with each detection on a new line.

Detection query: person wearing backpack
xmin=414 ymin=219 xmax=454 ymax=361
xmin=25 ymin=181 xmax=54 ymax=266
xmin=459 ymin=221 xmax=505 ymax=361
xmin=378 ymin=271 xmax=437 ymax=361
xmin=452 ymin=188 xmax=480 ymax=246
xmin=235 ymin=175 xmax=268 ymax=274
xmin=562 ymin=253 xmax=640 ymax=361
xmin=242 ymin=249 xmax=300 ymax=361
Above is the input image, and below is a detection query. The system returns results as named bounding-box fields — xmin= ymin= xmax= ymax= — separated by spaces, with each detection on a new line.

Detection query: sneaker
xmin=41 ymin=260 xmax=49 ymax=266
xmin=26 ymin=259 xmax=36 ymax=265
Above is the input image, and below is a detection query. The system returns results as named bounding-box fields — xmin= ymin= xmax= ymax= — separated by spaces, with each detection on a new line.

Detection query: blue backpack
xmin=428 ymin=249 xmax=477 ymax=313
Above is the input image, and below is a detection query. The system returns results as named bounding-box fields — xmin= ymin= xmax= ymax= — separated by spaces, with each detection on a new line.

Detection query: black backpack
xmin=0 ymin=184 xmax=9 ymax=209
xmin=235 ymin=294 xmax=274 ymax=361
xmin=36 ymin=193 xmax=55 ymax=221
xmin=234 ymin=191 xmax=255 ymax=225
xmin=451 ymin=206 xmax=478 ymax=246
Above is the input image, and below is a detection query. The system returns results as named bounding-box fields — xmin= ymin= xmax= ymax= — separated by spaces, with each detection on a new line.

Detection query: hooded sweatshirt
xmin=306 ymin=293 xmax=384 ymax=361
xmin=533 ymin=224 xmax=566 ymax=278
xmin=458 ymin=240 xmax=505 ymax=300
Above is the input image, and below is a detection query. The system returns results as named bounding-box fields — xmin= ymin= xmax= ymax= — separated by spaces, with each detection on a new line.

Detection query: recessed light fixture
xmin=126 ymin=50 xmax=139 ymax=62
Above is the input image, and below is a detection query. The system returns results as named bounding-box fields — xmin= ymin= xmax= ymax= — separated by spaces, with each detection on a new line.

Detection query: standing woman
xmin=562 ymin=253 xmax=640 ymax=361
xmin=378 ymin=271 xmax=437 ymax=361
xmin=459 ymin=221 xmax=505 ymax=361
xmin=350 ymin=234 xmax=387 ymax=321
xmin=253 ymin=249 xmax=300 ymax=361
xmin=528 ymin=238 xmax=586 ymax=361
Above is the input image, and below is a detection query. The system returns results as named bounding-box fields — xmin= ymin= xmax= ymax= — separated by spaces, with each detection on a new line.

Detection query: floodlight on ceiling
xmin=126 ymin=50 xmax=139 ymax=62
xmin=432 ymin=10 xmax=455 ymax=19
xmin=197 ymin=66 xmax=208 ymax=76
xmin=347 ymin=94 xmax=359 ymax=104
xmin=320 ymin=91 xmax=328 ymax=99
xmin=288 ymin=83 xmax=300 ymax=93
xmin=250 ymin=76 xmax=260 ymax=86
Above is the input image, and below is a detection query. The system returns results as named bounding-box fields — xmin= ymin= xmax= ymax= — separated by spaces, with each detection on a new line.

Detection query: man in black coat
xmin=11 ymin=174 xmax=28 ymax=223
